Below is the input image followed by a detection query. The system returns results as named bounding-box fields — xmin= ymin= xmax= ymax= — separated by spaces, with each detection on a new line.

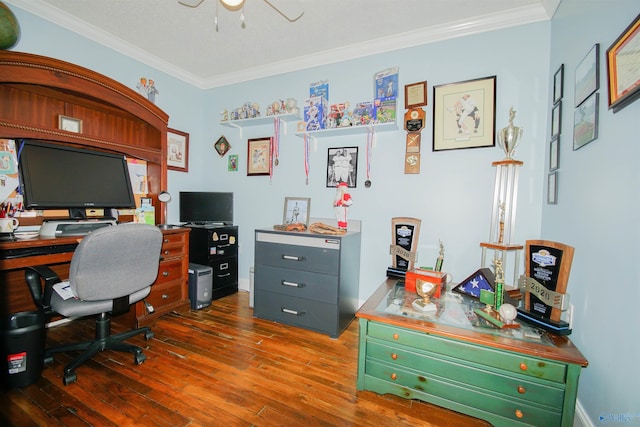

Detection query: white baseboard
xmin=574 ymin=399 xmax=593 ymax=427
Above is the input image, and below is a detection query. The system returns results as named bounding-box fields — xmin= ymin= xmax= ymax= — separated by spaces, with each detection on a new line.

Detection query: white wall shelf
xmin=220 ymin=113 xmax=300 ymax=138
xmin=295 ymin=121 xmax=397 ymax=140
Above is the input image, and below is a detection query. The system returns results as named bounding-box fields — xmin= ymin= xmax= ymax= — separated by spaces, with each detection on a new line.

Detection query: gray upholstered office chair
xmin=25 ymin=223 xmax=163 ymax=385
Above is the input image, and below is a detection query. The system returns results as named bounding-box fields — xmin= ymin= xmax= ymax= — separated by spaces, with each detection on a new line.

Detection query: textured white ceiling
xmin=5 ymin=0 xmax=559 ymax=88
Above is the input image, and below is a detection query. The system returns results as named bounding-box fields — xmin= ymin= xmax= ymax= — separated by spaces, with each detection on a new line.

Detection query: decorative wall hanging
xmin=573 ymin=93 xmax=599 ymax=150
xmin=432 ymin=76 xmax=496 ymax=151
xmin=215 ymin=135 xmax=231 ymax=157
xmin=606 ymin=13 xmax=640 ymax=113
xmin=574 ymin=44 xmax=599 ymax=107
xmin=553 ymin=64 xmax=564 ymax=105
xmin=326 ymin=147 xmax=358 ymax=188
xmin=247 ymin=137 xmax=271 ymax=176
xmin=228 ymin=154 xmax=238 ymax=171
xmin=167 ymin=128 xmax=189 ymax=172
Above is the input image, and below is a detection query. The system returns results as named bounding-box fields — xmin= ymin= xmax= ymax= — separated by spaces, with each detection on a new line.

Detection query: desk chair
xmin=25 ymin=223 xmax=163 ymax=385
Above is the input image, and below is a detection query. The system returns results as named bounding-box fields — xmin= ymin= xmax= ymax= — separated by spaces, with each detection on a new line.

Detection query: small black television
xmin=179 ymin=191 xmax=233 ymax=225
xmin=18 ymin=140 xmax=136 ymax=219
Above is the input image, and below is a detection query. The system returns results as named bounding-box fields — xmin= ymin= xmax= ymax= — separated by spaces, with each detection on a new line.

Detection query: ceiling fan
xmin=178 ymin=0 xmax=304 ymax=23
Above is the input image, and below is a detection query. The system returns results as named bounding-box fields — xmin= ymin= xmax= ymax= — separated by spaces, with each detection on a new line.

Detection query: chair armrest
xmin=24 ymin=265 xmax=61 ymax=314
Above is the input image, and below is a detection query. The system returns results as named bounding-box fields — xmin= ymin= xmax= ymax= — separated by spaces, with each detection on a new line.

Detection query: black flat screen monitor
xmin=179 ymin=191 xmax=233 ymax=225
xmin=18 ymin=140 xmax=136 ymax=218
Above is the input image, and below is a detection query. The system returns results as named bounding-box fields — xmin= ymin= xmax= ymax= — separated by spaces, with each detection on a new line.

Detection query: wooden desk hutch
xmin=0 ymin=51 xmax=190 ymax=326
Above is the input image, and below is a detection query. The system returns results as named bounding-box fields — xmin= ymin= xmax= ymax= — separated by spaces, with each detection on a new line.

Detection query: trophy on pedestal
xmin=498 ymin=107 xmax=523 ymax=160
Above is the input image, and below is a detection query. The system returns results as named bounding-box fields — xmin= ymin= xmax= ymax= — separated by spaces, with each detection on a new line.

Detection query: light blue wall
xmin=546 ymin=0 xmax=640 ymax=422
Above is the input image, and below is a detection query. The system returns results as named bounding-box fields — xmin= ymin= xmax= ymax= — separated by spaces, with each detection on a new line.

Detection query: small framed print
xmin=214 ymin=135 xmax=231 ymax=157
xmin=553 ymin=64 xmax=564 ymax=105
xmin=406 ymin=132 xmax=421 ymax=153
xmin=404 ymin=81 xmax=427 ymax=109
xmin=167 ymin=128 xmax=189 ymax=172
xmin=283 ymin=197 xmax=310 ymax=226
xmin=547 ymin=171 xmax=558 ymax=205
xmin=607 ymin=13 xmax=640 ymax=112
xmin=58 ymin=115 xmax=82 ymax=133
xmin=228 ymin=154 xmax=238 ymax=171
xmin=573 ymin=92 xmax=599 ymax=150
xmin=575 ymin=44 xmax=600 ymax=107
xmin=549 ymin=136 xmax=559 ymax=171
xmin=247 ymin=137 xmax=272 ymax=176
xmin=551 ymin=101 xmax=562 ymax=138
xmin=326 ymin=147 xmax=358 ymax=187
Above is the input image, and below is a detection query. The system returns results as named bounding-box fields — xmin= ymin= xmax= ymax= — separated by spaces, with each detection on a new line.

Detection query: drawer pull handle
xmin=390 ymin=373 xmax=397 ymax=381
xmin=164 ymin=250 xmax=170 ymax=255
xmin=517 ymin=385 xmax=526 ymax=394
xmin=515 ymin=409 xmax=523 ymax=419
xmin=163 ymin=238 xmax=169 ymax=243
xmin=281 ymin=307 xmax=305 ymax=316
xmin=282 ymin=255 xmax=306 ymax=262
xmin=218 ymin=273 xmax=231 ymax=278
xmin=393 ymin=333 xmax=399 ymax=340
xmin=282 ymin=281 xmax=305 ymax=288
xmin=391 ymin=353 xmax=398 ymax=360
xmin=162 ymin=294 xmax=169 ymax=299
xmin=519 ymin=362 xmax=528 ymax=371
xmin=162 ymin=271 xmax=169 ymax=277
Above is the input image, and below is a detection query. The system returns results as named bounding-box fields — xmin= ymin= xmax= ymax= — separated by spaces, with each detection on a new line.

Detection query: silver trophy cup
xmin=498 ymin=107 xmax=523 ymax=160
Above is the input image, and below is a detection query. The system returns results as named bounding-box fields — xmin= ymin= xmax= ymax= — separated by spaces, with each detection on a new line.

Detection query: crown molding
xmin=5 ymin=0 xmax=551 ymax=90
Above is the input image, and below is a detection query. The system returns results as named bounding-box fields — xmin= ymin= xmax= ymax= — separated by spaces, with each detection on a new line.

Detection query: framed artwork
xmin=214 ymin=135 xmax=231 ymax=157
xmin=404 ymin=81 xmax=427 ymax=109
xmin=247 ymin=137 xmax=272 ymax=176
xmin=574 ymin=44 xmax=600 ymax=107
xmin=549 ymin=136 xmax=559 ymax=171
xmin=326 ymin=146 xmax=358 ymax=188
xmin=432 ymin=76 xmax=496 ymax=151
xmin=167 ymin=128 xmax=189 ymax=172
xmin=228 ymin=154 xmax=238 ymax=171
xmin=551 ymin=101 xmax=562 ymax=138
xmin=547 ymin=171 xmax=558 ymax=205
xmin=58 ymin=115 xmax=82 ymax=133
xmin=606 ymin=13 xmax=640 ymax=113
xmin=573 ymin=92 xmax=599 ymax=150
xmin=553 ymin=64 xmax=564 ymax=105
xmin=283 ymin=197 xmax=310 ymax=225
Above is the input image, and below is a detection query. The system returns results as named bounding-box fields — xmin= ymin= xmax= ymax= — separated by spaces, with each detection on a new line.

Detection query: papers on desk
xmin=53 ymin=281 xmax=76 ymax=300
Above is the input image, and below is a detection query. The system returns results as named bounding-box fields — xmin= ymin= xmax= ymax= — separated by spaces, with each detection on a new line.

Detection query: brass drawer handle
xmin=393 ymin=333 xmax=399 ymax=340
xmin=519 ymin=362 xmax=528 ymax=371
xmin=515 ymin=409 xmax=524 ymax=419
xmin=391 ymin=353 xmax=398 ymax=360
xmin=390 ymin=373 xmax=397 ymax=381
xmin=517 ymin=385 xmax=526 ymax=394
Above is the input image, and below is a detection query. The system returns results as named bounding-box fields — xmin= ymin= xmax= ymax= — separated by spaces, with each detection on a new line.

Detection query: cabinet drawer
xmin=367 ymin=322 xmax=567 ymax=384
xmin=211 ymin=256 xmax=238 ymax=289
xmin=161 ymin=233 xmax=187 ymax=258
xmin=364 ymin=359 xmax=561 ymax=427
xmin=254 ymin=264 xmax=338 ymax=303
xmin=155 ymin=259 xmax=185 ymax=286
xmin=255 ymin=240 xmax=339 ymax=274
xmin=366 ymin=339 xmax=564 ymax=408
xmin=147 ymin=282 xmax=183 ymax=311
xmin=254 ymin=290 xmax=338 ymax=335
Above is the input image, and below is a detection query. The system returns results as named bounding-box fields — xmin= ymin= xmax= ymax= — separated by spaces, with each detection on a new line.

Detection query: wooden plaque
xmin=524 ymin=240 xmax=574 ymax=322
xmin=390 ymin=217 xmax=421 ymax=271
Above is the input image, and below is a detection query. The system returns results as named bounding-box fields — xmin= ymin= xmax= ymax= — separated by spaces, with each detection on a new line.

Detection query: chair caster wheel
xmin=135 ymin=352 xmax=146 ymax=365
xmin=63 ymin=372 xmax=77 ymax=385
xmin=144 ymin=330 xmax=154 ymax=340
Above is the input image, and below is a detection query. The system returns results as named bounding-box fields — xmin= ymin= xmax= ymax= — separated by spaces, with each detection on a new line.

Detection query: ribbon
xmin=273 ymin=117 xmax=280 ymax=166
xmin=366 ymin=128 xmax=375 ymax=182
xmin=304 ymin=134 xmax=310 ymax=185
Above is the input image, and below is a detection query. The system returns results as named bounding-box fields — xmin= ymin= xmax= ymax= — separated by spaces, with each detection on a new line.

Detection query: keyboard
xmin=0 ymin=243 xmax=79 ymax=260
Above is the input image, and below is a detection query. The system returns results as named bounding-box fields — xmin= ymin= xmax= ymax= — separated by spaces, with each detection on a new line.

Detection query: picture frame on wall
xmin=326 ymin=146 xmax=358 ymax=188
xmin=283 ymin=197 xmax=310 ymax=226
xmin=247 ymin=137 xmax=272 ymax=176
xmin=551 ymin=101 xmax=562 ymax=138
xmin=574 ymin=44 xmax=600 ymax=107
xmin=58 ymin=115 xmax=82 ymax=133
xmin=547 ymin=171 xmax=558 ymax=205
xmin=553 ymin=64 xmax=564 ymax=104
xmin=432 ymin=76 xmax=496 ymax=151
xmin=214 ymin=135 xmax=231 ymax=157
xmin=573 ymin=92 xmax=599 ymax=150
xmin=167 ymin=128 xmax=189 ymax=172
xmin=549 ymin=136 xmax=559 ymax=171
xmin=606 ymin=13 xmax=640 ymax=113
xmin=404 ymin=81 xmax=428 ymax=109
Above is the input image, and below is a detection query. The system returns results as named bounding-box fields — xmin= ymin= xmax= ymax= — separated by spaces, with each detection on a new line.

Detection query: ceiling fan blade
xmin=178 ymin=0 xmax=205 ymax=7
xmin=263 ymin=0 xmax=304 ymax=22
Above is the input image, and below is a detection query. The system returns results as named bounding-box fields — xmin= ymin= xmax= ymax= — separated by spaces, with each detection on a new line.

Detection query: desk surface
xmin=356 ymin=279 xmax=588 ymax=367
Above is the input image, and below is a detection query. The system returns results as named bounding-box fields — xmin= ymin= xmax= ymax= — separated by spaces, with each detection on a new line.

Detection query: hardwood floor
xmin=1 ymin=291 xmax=490 ymax=426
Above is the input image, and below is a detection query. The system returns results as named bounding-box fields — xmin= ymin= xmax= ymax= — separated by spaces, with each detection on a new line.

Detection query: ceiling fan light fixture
xmin=220 ymin=0 xmax=244 ymax=11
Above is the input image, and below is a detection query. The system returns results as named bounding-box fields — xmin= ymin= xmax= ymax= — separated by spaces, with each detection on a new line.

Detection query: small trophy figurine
xmin=435 ymin=240 xmax=445 ymax=272
xmin=493 ymin=258 xmax=504 ymax=310
xmin=497 ymin=107 xmax=523 ymax=160
xmin=412 ymin=279 xmax=438 ymax=313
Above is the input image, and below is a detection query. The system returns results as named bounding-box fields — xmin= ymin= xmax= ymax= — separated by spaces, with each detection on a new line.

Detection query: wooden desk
xmin=0 ymin=227 xmax=190 ymax=328
xmin=356 ymin=279 xmax=588 ymax=427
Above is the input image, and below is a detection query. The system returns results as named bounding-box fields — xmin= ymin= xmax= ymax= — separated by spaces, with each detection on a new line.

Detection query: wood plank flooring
xmin=1 ymin=291 xmax=490 ymax=426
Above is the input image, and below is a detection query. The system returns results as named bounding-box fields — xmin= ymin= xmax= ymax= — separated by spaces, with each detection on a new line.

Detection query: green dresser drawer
xmin=368 ymin=322 xmax=567 ymax=383
xmin=366 ymin=339 xmax=564 ymax=408
xmin=365 ymin=358 xmax=562 ymax=426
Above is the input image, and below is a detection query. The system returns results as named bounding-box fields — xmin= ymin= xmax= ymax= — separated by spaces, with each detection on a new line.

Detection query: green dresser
xmin=356 ymin=280 xmax=588 ymax=427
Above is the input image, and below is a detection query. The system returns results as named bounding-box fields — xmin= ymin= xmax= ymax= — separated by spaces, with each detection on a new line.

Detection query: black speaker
xmin=188 ymin=263 xmax=213 ymax=310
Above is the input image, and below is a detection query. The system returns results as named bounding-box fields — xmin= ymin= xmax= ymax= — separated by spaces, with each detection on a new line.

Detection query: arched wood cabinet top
xmin=0 ymin=51 xmax=170 ymax=223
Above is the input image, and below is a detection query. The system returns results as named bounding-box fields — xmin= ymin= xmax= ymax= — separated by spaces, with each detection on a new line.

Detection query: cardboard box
xmin=352 ymin=101 xmax=375 ymax=126
xmin=374 ymin=67 xmax=399 ymax=99
xmin=374 ymin=97 xmax=396 ymax=123
xmin=304 ymin=96 xmax=328 ymax=131
xmin=405 ymin=268 xmax=447 ymax=296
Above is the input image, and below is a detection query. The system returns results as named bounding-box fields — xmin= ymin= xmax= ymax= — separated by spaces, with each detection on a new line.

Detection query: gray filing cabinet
xmin=254 ymin=228 xmax=361 ymax=338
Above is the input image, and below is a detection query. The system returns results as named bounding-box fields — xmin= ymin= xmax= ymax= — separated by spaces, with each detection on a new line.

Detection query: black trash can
xmin=1 ymin=311 xmax=46 ymax=390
